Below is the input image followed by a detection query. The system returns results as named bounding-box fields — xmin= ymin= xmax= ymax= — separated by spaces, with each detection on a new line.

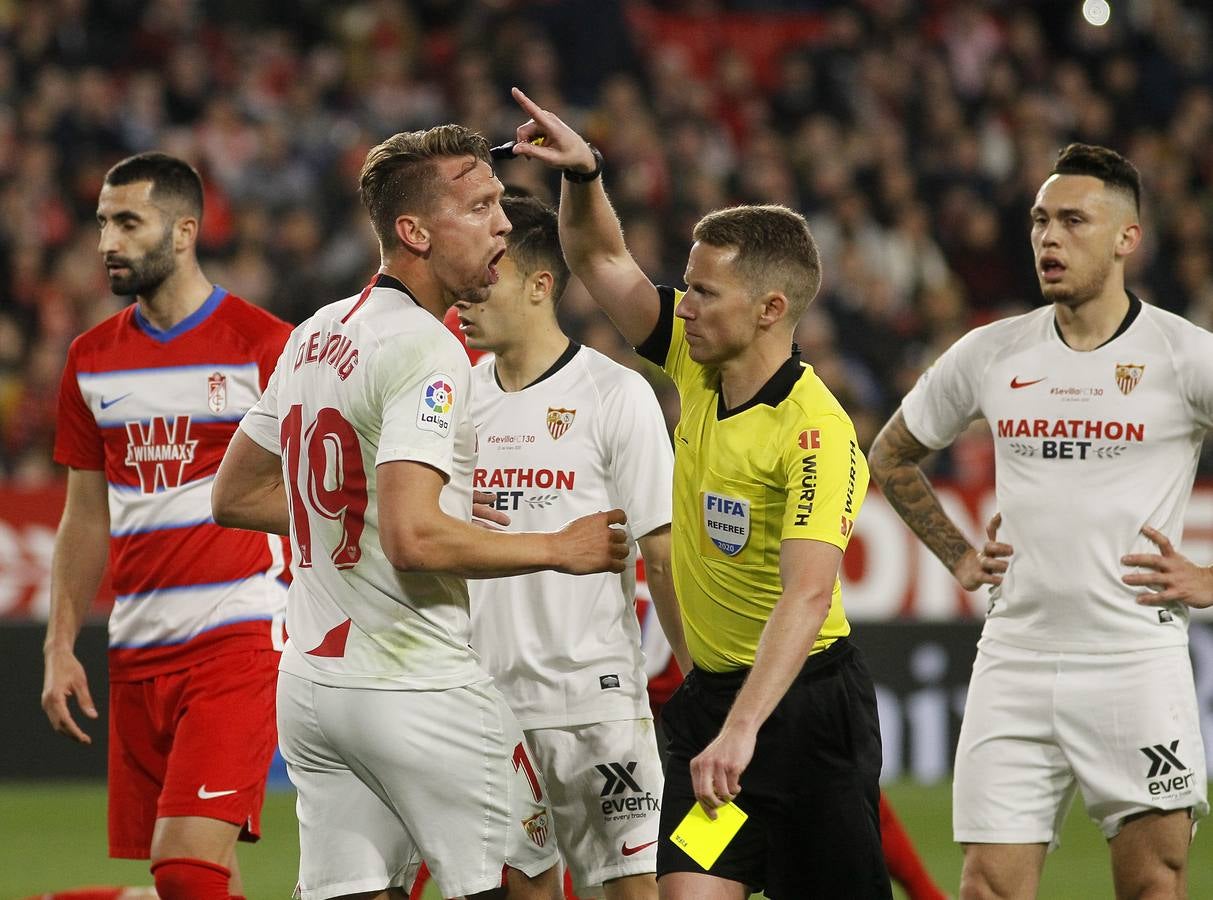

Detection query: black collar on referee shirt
xmin=1052 ymin=290 xmax=1142 ymax=350
xmin=717 ymin=344 xmax=804 ymax=420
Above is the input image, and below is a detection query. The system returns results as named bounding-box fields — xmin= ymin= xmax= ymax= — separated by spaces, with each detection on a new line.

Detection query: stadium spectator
xmin=0 ymin=2 xmax=1211 ymax=487
xmin=42 ymin=152 xmax=293 ymax=899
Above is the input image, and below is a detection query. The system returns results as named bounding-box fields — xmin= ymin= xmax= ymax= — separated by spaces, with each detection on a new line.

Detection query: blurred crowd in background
xmin=1 ymin=0 xmax=1212 ymax=486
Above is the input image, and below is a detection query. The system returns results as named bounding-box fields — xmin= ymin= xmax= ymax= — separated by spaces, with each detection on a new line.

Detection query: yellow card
xmin=668 ymin=801 xmax=748 ymax=870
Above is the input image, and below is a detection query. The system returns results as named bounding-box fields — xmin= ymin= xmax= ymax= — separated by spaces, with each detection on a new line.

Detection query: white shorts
xmin=954 ymin=638 xmax=1208 ymax=847
xmin=277 ymin=671 xmax=559 ymax=900
xmin=524 ymin=719 xmax=663 ymax=896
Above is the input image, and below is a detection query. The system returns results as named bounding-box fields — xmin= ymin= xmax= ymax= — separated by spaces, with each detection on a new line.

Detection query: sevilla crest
xmin=522 ymin=810 xmax=549 ymax=848
xmin=1115 ymin=363 xmax=1144 ymax=396
xmin=208 ymin=371 xmax=227 ymax=413
xmin=546 ymin=407 xmax=576 ymax=440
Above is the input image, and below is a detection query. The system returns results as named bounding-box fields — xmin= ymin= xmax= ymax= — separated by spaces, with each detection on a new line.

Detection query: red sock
xmin=880 ymin=793 xmax=948 ymax=900
xmin=409 ymin=862 xmax=431 ymax=900
xmin=29 ymin=891 xmax=126 ymax=900
xmin=150 ymin=858 xmax=231 ymax=900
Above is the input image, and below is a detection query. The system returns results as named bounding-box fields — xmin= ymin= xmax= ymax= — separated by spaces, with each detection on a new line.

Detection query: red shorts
xmin=107 ymin=648 xmax=279 ymax=859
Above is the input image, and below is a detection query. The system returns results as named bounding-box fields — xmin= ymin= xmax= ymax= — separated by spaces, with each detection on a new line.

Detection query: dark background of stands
xmin=1 ymin=0 xmax=1211 ymax=487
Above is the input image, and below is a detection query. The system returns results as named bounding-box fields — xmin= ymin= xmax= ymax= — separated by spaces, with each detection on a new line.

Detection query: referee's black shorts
xmin=656 ymin=638 xmax=892 ymax=899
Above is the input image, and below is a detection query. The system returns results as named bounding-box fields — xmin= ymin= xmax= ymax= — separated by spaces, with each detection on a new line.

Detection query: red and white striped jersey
xmin=53 ymin=286 xmax=292 ymax=681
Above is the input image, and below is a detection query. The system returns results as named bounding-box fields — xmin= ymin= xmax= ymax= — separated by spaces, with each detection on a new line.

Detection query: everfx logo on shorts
xmin=598 ymin=761 xmax=642 ymax=796
xmin=1140 ymin=739 xmax=1194 ymax=796
xmin=597 ymin=760 xmax=660 ymax=820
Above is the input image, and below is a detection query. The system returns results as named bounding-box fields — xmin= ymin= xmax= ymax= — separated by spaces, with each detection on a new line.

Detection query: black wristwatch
xmin=564 ymin=145 xmax=604 ymax=183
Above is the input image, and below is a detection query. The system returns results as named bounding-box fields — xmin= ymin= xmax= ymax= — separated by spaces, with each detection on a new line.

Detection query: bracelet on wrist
xmin=564 ymin=145 xmax=604 ymax=183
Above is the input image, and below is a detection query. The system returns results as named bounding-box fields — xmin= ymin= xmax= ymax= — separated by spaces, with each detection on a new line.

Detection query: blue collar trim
xmin=134 ymin=285 xmax=228 ymax=343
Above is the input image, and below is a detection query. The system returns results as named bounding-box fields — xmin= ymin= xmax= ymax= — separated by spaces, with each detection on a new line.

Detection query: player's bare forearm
xmin=45 ymin=469 xmax=110 ymax=653
xmin=720 ymin=540 xmax=837 ymax=735
xmin=44 ymin=468 xmax=108 ymax=743
xmin=690 ymin=539 xmax=837 ymax=815
xmin=557 ymin=172 xmax=660 ymax=348
xmin=388 ymin=507 xmax=557 ymax=578
xmin=638 ymin=526 xmax=692 ymax=675
xmin=869 ymin=410 xmax=974 ymax=575
xmin=557 ymin=166 xmax=629 ymax=270
xmin=378 ymin=460 xmax=628 ymax=578
xmin=219 ymin=481 xmax=290 ymax=536
xmin=212 ymin=429 xmax=290 ymax=535
xmin=385 ymin=507 xmax=628 ymax=579
xmin=723 ymin=595 xmax=829 ymax=735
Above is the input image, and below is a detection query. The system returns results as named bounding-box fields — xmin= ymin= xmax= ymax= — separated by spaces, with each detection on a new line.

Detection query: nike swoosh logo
xmin=197 ymin=785 xmax=238 ymax=800
xmin=621 ymin=839 xmax=658 ymax=856
xmin=1009 ymin=377 xmax=1046 ymax=389
xmin=99 ymin=392 xmax=132 ymax=410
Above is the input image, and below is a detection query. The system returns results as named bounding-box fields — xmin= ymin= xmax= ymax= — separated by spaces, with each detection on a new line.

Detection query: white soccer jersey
xmin=469 ymin=344 xmax=673 ymax=728
xmin=902 ymin=297 xmax=1213 ymax=652
xmin=241 ymin=275 xmax=484 ymax=690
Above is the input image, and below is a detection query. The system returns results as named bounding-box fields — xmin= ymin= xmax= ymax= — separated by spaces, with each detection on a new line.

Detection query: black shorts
xmin=656 ymin=638 xmax=891 ymax=899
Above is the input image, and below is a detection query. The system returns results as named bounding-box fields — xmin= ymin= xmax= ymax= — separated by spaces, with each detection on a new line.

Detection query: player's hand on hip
xmin=472 ymin=489 xmax=510 ymax=530
xmin=556 ymin=508 xmax=629 ymax=574
xmin=953 ymin=513 xmax=1013 ymax=591
xmin=508 ymin=87 xmax=598 ymax=174
xmin=41 ymin=648 xmax=98 ymax=744
xmin=1121 ymin=525 xmax=1213 ymax=609
xmin=690 ymin=726 xmax=755 ymax=820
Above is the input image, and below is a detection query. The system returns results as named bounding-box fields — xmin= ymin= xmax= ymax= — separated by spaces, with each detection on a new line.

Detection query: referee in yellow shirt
xmin=506 ymin=89 xmax=892 ymax=900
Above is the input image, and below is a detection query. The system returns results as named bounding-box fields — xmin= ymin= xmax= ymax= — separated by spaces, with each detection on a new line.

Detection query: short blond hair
xmin=692 ymin=204 xmax=822 ymax=319
xmin=359 ymin=125 xmax=491 ymax=248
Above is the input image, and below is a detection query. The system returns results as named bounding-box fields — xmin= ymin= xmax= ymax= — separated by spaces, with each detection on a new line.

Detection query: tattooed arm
xmin=869 ymin=409 xmax=1008 ymax=591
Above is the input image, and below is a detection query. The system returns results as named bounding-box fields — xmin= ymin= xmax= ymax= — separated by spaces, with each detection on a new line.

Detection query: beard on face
xmin=1040 ymin=254 xmax=1114 ymax=308
xmin=106 ymin=226 xmax=176 ymax=297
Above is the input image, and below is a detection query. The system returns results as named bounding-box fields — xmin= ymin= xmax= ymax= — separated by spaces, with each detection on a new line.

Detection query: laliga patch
xmin=702 ymin=491 xmax=750 ymax=556
xmin=417 ymin=373 xmax=455 ymax=436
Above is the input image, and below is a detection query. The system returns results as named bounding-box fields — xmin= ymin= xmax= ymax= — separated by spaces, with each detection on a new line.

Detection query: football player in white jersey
xmin=870 ymin=143 xmax=1213 ymax=899
xmin=211 ymin=126 xmax=630 ymax=900
xmin=455 ymin=193 xmax=691 ymax=900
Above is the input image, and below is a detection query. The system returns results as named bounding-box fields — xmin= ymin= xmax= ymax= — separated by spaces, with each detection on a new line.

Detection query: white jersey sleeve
xmin=601 ymin=368 xmax=673 ymax=540
xmin=374 ymin=332 xmax=469 ymax=479
xmin=901 ymin=326 xmax=992 ymax=449
xmin=1173 ymin=322 xmax=1213 ymax=429
xmin=239 ymin=352 xmax=286 ymax=453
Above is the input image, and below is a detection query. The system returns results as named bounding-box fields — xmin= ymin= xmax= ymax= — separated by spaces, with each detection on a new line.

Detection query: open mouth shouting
xmin=1039 ymin=255 xmax=1066 ymax=283
xmin=487 ymin=247 xmax=506 ymax=285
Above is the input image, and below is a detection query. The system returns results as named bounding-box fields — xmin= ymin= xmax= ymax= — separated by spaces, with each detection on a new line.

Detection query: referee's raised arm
xmin=508 ymin=87 xmax=661 ymax=349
